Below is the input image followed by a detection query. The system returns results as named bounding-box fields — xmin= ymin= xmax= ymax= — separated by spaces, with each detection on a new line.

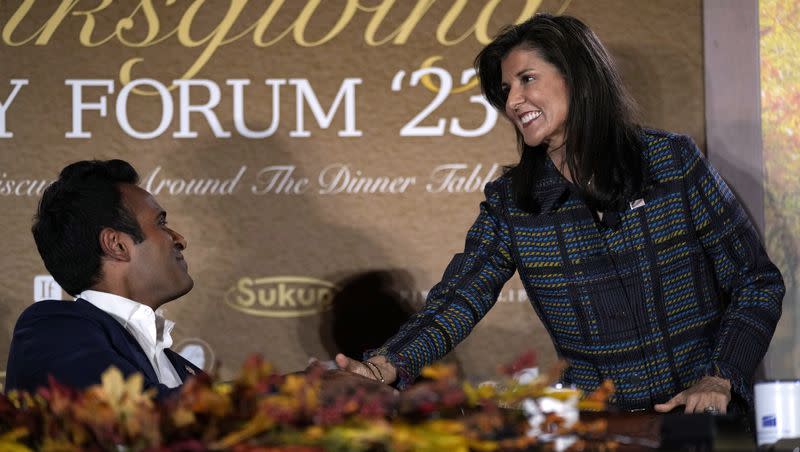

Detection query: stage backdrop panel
xmin=0 ymin=0 xmax=704 ymax=386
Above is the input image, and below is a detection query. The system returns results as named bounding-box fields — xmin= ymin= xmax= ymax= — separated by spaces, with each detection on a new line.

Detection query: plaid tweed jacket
xmin=372 ymin=129 xmax=784 ymax=411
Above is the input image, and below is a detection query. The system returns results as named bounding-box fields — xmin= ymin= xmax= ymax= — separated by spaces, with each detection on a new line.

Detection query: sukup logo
xmin=225 ymin=276 xmax=337 ymax=318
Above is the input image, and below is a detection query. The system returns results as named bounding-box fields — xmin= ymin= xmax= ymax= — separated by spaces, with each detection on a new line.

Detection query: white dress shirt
xmin=77 ymin=290 xmax=183 ymax=388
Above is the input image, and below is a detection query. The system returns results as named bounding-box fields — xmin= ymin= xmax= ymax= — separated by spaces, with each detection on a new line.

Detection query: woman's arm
xmin=339 ymin=179 xmax=518 ymax=388
xmin=672 ymin=134 xmax=784 ymax=408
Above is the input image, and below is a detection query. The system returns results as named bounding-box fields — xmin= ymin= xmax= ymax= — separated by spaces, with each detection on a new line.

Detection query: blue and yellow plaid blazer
xmin=372 ymin=129 xmax=784 ymax=412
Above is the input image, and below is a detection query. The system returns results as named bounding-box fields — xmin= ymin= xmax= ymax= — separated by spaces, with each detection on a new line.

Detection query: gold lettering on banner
xmin=115 ymin=0 xmax=163 ymax=47
xmin=360 ymin=0 xmax=437 ymax=46
xmin=251 ymin=0 xmax=360 ymax=47
xmin=226 ymin=276 xmax=337 ymax=318
xmin=418 ymin=55 xmax=478 ymax=94
xmin=121 ymin=0 xmax=250 ymax=89
xmin=436 ymin=0 xmax=542 ymax=46
xmin=2 ymin=0 xmax=564 ymax=84
xmin=73 ymin=0 xmax=116 ymax=47
xmin=2 ymin=0 xmax=82 ymax=46
xmin=2 ymin=0 xmax=117 ymax=47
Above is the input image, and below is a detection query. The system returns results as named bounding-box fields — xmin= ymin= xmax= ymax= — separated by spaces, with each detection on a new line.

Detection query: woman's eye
xmin=522 ymin=74 xmax=535 ymax=83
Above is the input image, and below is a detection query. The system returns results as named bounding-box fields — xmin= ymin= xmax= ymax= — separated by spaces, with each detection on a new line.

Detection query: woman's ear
xmin=98 ymin=227 xmax=132 ymax=262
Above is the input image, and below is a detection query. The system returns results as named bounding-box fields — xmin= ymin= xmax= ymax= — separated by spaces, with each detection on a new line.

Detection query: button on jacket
xmin=372 ymin=129 xmax=784 ymax=411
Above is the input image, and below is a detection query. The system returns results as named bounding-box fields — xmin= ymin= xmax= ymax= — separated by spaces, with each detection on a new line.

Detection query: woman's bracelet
xmin=363 ymin=362 xmax=379 ymax=381
xmin=364 ymin=360 xmax=385 ymax=383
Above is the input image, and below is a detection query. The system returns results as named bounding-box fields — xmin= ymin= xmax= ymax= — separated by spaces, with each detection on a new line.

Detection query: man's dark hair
xmin=475 ymin=13 xmax=645 ymax=212
xmin=32 ymin=160 xmax=144 ymax=296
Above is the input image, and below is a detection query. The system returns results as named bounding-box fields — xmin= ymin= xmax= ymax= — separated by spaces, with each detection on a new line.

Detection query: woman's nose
xmin=506 ymin=87 xmax=522 ymax=112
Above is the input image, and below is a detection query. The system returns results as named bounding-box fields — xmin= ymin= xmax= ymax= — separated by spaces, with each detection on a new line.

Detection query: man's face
xmin=120 ymin=184 xmax=193 ymax=308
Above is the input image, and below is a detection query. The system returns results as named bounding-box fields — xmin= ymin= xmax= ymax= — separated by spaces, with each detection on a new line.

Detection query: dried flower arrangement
xmin=0 ymin=352 xmax=615 ymax=451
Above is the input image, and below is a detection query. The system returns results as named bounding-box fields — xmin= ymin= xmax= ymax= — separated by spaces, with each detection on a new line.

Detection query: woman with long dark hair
xmin=337 ymin=13 xmax=783 ymax=416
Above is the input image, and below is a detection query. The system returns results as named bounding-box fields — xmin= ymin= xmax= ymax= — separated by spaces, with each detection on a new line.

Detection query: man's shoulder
xmin=16 ymin=299 xmax=114 ymax=328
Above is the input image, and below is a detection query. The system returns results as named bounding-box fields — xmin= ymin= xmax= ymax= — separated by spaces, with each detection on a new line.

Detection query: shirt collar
xmin=77 ymin=290 xmax=175 ymax=345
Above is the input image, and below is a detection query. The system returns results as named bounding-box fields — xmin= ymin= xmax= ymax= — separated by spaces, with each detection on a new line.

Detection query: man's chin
xmin=166 ymin=278 xmax=194 ymax=302
xmin=179 ymin=278 xmax=195 ymax=296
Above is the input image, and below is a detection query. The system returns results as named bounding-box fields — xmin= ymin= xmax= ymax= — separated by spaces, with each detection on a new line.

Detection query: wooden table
xmin=580 ymin=410 xmax=757 ymax=451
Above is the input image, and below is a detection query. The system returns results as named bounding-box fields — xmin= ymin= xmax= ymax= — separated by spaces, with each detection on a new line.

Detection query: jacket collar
xmin=532 ymin=153 xmax=572 ymax=214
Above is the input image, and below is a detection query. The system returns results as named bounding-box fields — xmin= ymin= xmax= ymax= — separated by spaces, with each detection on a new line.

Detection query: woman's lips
xmin=518 ymin=110 xmax=542 ymax=128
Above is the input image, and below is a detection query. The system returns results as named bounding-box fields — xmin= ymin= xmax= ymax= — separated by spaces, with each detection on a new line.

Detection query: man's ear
xmin=99 ymin=227 xmax=132 ymax=262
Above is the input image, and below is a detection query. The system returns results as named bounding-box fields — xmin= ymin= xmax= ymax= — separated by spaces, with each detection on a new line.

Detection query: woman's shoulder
xmin=483 ymin=170 xmax=514 ymax=195
xmin=640 ymin=127 xmax=695 ymax=147
xmin=638 ymin=128 xmax=704 ymax=183
xmin=639 ymin=127 xmax=703 ymax=161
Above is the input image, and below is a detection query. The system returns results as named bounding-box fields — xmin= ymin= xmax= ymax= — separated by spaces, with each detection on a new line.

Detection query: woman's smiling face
xmin=501 ymin=46 xmax=569 ymax=152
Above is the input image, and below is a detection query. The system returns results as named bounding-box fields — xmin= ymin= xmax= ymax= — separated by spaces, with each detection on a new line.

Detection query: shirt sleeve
xmin=367 ymin=179 xmax=517 ymax=388
xmin=674 ymin=134 xmax=785 ymax=406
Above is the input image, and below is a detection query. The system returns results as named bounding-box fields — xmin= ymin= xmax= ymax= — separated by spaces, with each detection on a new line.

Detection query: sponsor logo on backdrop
xmin=33 ymin=275 xmax=62 ymax=302
xmin=175 ymin=338 xmax=216 ymax=372
xmin=225 ymin=276 xmax=337 ymax=318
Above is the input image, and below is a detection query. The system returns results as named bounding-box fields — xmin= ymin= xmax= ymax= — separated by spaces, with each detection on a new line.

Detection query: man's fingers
xmin=334 ymin=353 xmax=352 ymax=370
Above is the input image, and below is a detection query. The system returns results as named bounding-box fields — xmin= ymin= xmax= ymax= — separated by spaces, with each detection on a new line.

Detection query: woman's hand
xmin=654 ymin=376 xmax=731 ymax=414
xmin=335 ymin=353 xmax=397 ymax=385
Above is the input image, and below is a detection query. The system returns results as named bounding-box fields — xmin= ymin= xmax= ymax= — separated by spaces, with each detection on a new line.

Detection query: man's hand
xmin=654 ymin=376 xmax=731 ymax=414
xmin=335 ymin=353 xmax=397 ymax=385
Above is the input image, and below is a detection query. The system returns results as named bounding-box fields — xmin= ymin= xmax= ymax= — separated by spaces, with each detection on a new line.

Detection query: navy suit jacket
xmin=5 ymin=299 xmax=204 ymax=398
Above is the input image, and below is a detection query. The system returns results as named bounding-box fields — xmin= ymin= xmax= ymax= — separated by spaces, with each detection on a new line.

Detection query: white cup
xmin=754 ymin=380 xmax=800 ymax=446
xmin=522 ymin=384 xmax=580 ymax=452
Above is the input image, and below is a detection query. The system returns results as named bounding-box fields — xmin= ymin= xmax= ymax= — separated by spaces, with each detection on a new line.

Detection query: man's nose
xmin=171 ymin=229 xmax=187 ymax=250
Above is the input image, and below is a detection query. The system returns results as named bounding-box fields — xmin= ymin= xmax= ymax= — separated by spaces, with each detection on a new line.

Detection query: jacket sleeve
xmin=367 ymin=180 xmax=518 ymax=388
xmin=674 ymin=134 xmax=784 ymax=406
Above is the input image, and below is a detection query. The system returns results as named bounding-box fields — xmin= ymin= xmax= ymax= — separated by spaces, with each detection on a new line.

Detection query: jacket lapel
xmin=164 ymin=348 xmax=204 ymax=381
xmin=75 ymin=298 xmax=160 ymax=383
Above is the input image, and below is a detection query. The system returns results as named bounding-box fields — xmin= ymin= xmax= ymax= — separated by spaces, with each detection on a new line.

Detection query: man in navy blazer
xmin=5 ymin=159 xmax=203 ymax=398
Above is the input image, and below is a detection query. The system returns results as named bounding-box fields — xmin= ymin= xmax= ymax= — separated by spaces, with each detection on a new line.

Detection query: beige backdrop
xmin=0 ymin=0 xmax=704 ymax=386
